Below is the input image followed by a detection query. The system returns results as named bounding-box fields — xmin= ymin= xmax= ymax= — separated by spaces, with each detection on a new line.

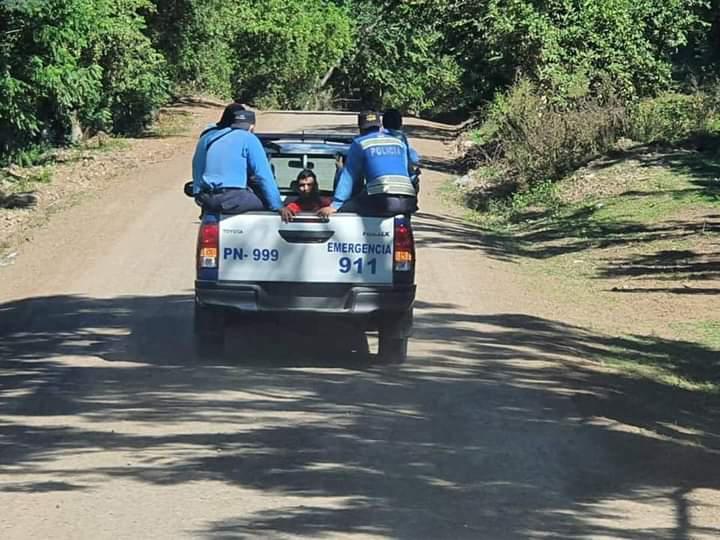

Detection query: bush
xmin=461 ymin=80 xmax=720 ymax=216
xmin=627 ymin=91 xmax=717 ymax=144
xmin=487 ymin=78 xmax=627 ymax=186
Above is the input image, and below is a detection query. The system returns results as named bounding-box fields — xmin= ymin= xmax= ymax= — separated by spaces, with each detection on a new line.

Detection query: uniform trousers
xmin=339 ymin=192 xmax=418 ymax=216
xmin=196 ymin=188 xmax=265 ymax=214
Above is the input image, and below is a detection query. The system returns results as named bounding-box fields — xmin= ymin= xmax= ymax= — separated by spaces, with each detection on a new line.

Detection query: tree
xmin=147 ymin=0 xmax=353 ymax=107
xmin=331 ymin=0 xmax=462 ymax=112
xmin=0 ymin=0 xmax=168 ymax=158
xmin=232 ymin=0 xmax=353 ymax=108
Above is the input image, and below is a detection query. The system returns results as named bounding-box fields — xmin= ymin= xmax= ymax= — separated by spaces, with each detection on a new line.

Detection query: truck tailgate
xmin=218 ymin=213 xmax=394 ymax=284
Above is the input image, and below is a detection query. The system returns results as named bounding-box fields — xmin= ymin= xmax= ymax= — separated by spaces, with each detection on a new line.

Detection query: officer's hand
xmin=318 ymin=206 xmax=337 ymax=219
xmin=280 ymin=207 xmax=295 ymax=223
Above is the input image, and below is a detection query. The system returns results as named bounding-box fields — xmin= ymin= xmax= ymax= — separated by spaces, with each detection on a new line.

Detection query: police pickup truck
xmin=188 ymin=133 xmax=416 ymax=363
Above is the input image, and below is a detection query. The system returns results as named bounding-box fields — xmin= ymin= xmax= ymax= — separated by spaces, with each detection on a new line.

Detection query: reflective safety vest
xmin=357 ymin=133 xmax=417 ymax=197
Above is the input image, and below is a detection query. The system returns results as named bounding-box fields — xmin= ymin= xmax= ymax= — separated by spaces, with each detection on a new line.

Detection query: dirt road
xmin=0 ymin=109 xmax=718 ymax=539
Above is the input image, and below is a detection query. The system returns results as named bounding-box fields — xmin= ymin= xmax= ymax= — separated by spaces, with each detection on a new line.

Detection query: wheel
xmin=378 ymin=332 xmax=408 ymax=364
xmin=194 ymin=301 xmax=225 ymax=358
xmin=377 ymin=308 xmax=412 ymax=364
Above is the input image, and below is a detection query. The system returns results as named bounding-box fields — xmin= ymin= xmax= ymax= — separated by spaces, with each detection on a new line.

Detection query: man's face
xmin=297 ymin=176 xmax=316 ymax=198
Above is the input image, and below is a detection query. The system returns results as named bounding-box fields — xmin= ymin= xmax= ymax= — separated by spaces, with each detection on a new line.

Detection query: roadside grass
xmin=601 ymin=356 xmax=718 ymax=394
xmin=141 ymin=109 xmax=194 ymax=138
xmin=462 ymin=146 xmax=719 ymax=269
xmin=0 ymin=167 xmax=53 ymax=208
xmin=0 ymin=140 xmax=128 ymax=200
xmin=85 ymin=137 xmax=131 ymax=153
xmin=670 ymin=320 xmax=720 ymax=350
xmin=599 ymin=333 xmax=720 ymax=394
xmin=452 ymin=144 xmax=720 ymax=393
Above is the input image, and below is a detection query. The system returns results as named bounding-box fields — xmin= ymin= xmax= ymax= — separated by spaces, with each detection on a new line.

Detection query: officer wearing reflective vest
xmin=319 ymin=111 xmax=418 ymax=218
xmin=192 ymin=103 xmax=282 ymax=215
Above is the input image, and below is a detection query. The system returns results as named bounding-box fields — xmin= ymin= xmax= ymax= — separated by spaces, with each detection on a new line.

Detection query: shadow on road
xmin=0 ymin=293 xmax=718 ymax=539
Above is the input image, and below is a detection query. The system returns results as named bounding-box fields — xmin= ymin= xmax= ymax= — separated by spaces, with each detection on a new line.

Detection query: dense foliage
xmin=232 ymin=0 xmax=352 ymax=108
xmin=329 ymin=0 xmax=462 ymax=112
xmin=1 ymin=0 xmax=719 ymax=162
xmin=0 ymin=0 xmax=168 ymax=158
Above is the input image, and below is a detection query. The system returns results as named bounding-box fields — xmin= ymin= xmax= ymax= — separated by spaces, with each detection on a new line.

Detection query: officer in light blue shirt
xmin=319 ymin=111 xmax=418 ymax=218
xmin=192 ymin=103 xmax=283 ymax=215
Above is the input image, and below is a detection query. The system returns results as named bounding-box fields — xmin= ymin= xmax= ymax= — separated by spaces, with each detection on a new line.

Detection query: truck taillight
xmin=197 ymin=221 xmax=219 ymax=270
xmin=393 ymin=216 xmax=414 ymax=272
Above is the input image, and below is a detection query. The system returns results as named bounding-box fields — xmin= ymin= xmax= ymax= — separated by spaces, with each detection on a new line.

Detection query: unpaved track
xmin=0 ymin=110 xmax=718 ymax=539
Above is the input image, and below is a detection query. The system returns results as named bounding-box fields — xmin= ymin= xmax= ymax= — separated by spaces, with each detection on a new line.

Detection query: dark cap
xmin=230 ymin=109 xmax=255 ymax=129
xmin=358 ymin=111 xmax=381 ymax=131
xmin=218 ymin=103 xmax=256 ymax=129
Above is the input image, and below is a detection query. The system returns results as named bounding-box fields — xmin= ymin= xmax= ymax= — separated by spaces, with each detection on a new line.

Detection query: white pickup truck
xmin=188 ymin=133 xmax=416 ymax=363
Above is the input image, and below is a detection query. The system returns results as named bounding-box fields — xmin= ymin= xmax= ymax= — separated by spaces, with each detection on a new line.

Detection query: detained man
xmin=281 ymin=169 xmax=332 ymax=222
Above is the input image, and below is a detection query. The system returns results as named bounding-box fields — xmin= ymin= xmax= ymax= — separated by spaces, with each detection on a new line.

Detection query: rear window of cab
xmin=269 ymin=153 xmax=340 ymax=193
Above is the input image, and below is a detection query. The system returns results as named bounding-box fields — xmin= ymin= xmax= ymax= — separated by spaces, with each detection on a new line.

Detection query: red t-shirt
xmin=285 ymin=196 xmax=332 ymax=214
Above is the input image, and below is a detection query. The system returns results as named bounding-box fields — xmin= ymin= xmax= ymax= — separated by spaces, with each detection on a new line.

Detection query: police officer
xmin=192 ymin=103 xmax=283 ymax=216
xmin=382 ymin=108 xmax=421 ymax=193
xmin=382 ymin=109 xmax=420 ymax=169
xmin=319 ymin=111 xmax=418 ymax=218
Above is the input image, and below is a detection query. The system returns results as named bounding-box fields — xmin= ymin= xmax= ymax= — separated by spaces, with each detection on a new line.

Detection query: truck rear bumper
xmin=195 ymin=280 xmax=416 ymax=314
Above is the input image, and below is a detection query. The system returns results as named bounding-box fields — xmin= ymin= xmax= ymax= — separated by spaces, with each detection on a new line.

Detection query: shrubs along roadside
xmin=461 ymin=79 xmax=720 ymax=214
xmin=626 ymin=91 xmax=720 ymax=145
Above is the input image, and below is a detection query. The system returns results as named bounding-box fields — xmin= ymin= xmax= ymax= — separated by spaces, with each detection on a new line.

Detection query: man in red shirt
xmin=281 ymin=169 xmax=332 ymax=222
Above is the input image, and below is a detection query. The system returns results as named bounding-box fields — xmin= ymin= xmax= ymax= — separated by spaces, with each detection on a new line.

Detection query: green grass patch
xmin=28 ymin=167 xmax=52 ymax=184
xmin=1 ymin=166 xmax=53 ymax=194
xmin=463 ymin=146 xmax=720 ymax=246
xmin=669 ymin=320 xmax=720 ymax=350
xmin=439 ymin=179 xmax=465 ymax=205
xmin=591 ymin=171 xmax=718 ymax=224
xmin=598 ymin=331 xmax=720 ymax=394
xmin=602 ymin=354 xmax=719 ymax=394
xmin=95 ymin=138 xmax=130 ymax=152
xmin=461 ymin=179 xmax=561 ymax=232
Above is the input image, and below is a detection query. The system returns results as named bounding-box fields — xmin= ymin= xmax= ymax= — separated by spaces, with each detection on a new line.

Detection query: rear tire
xmin=378 ymin=308 xmax=413 ymax=364
xmin=377 ymin=309 xmax=412 ymax=364
xmin=194 ymin=301 xmax=225 ymax=358
xmin=378 ymin=333 xmax=408 ymax=364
